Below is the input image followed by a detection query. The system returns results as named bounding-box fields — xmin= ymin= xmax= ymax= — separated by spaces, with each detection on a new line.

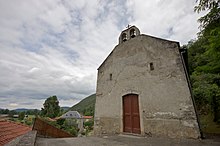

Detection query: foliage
xmin=0 ymin=109 xmax=17 ymax=118
xmin=18 ymin=112 xmax=25 ymax=120
xmin=25 ymin=109 xmax=40 ymax=116
xmin=0 ymin=109 xmax=10 ymax=114
xmin=57 ymin=118 xmax=65 ymax=126
xmin=84 ymin=120 xmax=94 ymax=131
xmin=194 ymin=0 xmax=220 ymax=13
xmin=0 ymin=109 xmax=40 ymax=117
xmin=24 ymin=115 xmax=35 ymax=126
xmin=43 ymin=117 xmax=78 ymax=137
xmin=41 ymin=95 xmax=61 ymax=118
xmin=186 ymin=0 xmax=220 ymax=126
xmin=67 ymin=127 xmax=78 ymax=136
xmin=69 ymin=94 xmax=96 ymax=116
xmin=200 ymin=113 xmax=220 ymax=133
xmin=25 ymin=119 xmax=33 ymax=126
xmin=62 ymin=119 xmax=78 ymax=136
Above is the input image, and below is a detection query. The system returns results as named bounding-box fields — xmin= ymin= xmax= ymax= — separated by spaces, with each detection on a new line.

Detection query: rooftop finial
xmin=126 ymin=24 xmax=131 ymax=29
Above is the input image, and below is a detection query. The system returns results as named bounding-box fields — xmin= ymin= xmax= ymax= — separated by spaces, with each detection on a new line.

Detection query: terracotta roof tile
xmin=0 ymin=120 xmax=31 ymax=146
xmin=82 ymin=116 xmax=93 ymax=119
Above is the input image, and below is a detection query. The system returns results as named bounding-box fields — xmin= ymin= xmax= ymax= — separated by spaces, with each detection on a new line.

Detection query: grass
xmin=200 ymin=113 xmax=220 ymax=134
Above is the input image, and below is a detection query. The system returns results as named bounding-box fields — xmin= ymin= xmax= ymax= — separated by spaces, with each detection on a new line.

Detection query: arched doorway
xmin=123 ymin=94 xmax=140 ymax=134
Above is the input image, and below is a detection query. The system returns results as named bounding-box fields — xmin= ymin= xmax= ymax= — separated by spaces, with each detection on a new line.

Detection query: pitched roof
xmin=0 ymin=120 xmax=31 ymax=145
xmin=61 ymin=111 xmax=81 ymax=119
xmin=97 ymin=34 xmax=180 ymax=70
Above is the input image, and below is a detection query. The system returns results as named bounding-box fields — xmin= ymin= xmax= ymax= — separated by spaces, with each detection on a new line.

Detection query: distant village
xmin=0 ymin=94 xmax=95 ymax=145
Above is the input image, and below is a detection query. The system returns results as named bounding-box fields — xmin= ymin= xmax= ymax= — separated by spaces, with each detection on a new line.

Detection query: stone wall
xmin=94 ymin=33 xmax=200 ymax=138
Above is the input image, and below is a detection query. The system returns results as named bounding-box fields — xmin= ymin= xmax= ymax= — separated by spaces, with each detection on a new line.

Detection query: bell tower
xmin=119 ymin=25 xmax=140 ymax=44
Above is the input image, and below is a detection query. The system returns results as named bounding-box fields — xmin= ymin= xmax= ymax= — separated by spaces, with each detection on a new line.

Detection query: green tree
xmin=8 ymin=110 xmax=17 ymax=117
xmin=41 ymin=95 xmax=60 ymax=118
xmin=186 ymin=0 xmax=220 ymax=124
xmin=194 ymin=0 xmax=220 ymax=12
xmin=18 ymin=112 xmax=25 ymax=120
xmin=0 ymin=109 xmax=9 ymax=114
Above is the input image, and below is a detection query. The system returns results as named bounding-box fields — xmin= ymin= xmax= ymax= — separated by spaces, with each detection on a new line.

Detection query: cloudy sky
xmin=0 ymin=0 xmax=205 ymax=110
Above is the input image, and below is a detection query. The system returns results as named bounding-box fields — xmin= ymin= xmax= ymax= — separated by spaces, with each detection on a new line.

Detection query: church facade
xmin=94 ymin=26 xmax=201 ymax=139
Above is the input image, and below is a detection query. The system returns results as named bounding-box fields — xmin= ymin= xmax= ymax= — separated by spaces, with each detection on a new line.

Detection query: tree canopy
xmin=195 ymin=0 xmax=220 ymax=12
xmin=41 ymin=95 xmax=60 ymax=118
xmin=186 ymin=0 xmax=220 ymax=124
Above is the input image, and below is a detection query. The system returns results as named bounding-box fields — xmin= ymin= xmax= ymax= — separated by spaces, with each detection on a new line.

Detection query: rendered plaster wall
xmin=94 ymin=34 xmax=200 ymax=138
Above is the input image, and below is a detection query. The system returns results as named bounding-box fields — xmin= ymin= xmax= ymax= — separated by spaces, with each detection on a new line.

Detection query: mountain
xmin=14 ymin=108 xmax=40 ymax=113
xmin=69 ymin=93 xmax=96 ymax=116
xmin=14 ymin=108 xmax=31 ymax=112
xmin=61 ymin=106 xmax=70 ymax=111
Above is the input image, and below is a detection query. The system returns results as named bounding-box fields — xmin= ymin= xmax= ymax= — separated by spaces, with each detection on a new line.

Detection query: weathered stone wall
xmin=94 ymin=33 xmax=200 ymax=138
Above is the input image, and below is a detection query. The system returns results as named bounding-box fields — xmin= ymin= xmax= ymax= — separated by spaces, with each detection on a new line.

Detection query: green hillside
xmin=69 ymin=93 xmax=96 ymax=116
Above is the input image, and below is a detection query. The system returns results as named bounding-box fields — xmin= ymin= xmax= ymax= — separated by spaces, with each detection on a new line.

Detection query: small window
xmin=130 ymin=29 xmax=136 ymax=38
xmin=110 ymin=73 xmax=112 ymax=80
xmin=150 ymin=62 xmax=154 ymax=71
xmin=122 ymin=33 xmax=127 ymax=42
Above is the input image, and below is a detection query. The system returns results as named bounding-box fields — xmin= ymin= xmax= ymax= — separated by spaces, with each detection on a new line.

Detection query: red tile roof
xmin=82 ymin=116 xmax=93 ymax=119
xmin=0 ymin=120 xmax=31 ymax=146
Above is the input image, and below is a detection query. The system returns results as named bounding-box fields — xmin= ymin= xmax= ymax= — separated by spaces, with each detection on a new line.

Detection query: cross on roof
xmin=126 ymin=24 xmax=131 ymax=29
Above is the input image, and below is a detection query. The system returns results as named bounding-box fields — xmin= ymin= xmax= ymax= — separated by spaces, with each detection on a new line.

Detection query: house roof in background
xmin=0 ymin=120 xmax=31 ymax=145
xmin=0 ymin=114 xmax=9 ymax=121
xmin=82 ymin=116 xmax=93 ymax=119
xmin=61 ymin=111 xmax=81 ymax=119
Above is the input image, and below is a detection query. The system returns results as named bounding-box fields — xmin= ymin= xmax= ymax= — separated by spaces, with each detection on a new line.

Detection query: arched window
xmin=122 ymin=33 xmax=127 ymax=42
xmin=130 ymin=29 xmax=136 ymax=38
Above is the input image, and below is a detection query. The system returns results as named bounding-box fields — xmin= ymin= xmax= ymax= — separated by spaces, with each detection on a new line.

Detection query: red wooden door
xmin=123 ymin=94 xmax=140 ymax=134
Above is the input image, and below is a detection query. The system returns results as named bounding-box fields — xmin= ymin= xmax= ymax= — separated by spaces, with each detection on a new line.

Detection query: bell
xmin=123 ymin=37 xmax=127 ymax=42
xmin=130 ymin=29 xmax=136 ymax=38
xmin=122 ymin=33 xmax=127 ymax=42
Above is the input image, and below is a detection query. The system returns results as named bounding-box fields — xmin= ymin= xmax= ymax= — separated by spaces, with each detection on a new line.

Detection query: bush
xmin=25 ymin=120 xmax=32 ymax=126
xmin=57 ymin=118 xmax=65 ymax=126
xmin=18 ymin=112 xmax=25 ymax=120
xmin=84 ymin=120 xmax=94 ymax=130
xmin=68 ymin=127 xmax=78 ymax=136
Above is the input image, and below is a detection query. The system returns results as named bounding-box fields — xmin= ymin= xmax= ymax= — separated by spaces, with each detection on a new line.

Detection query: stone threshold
xmin=119 ymin=133 xmax=143 ymax=138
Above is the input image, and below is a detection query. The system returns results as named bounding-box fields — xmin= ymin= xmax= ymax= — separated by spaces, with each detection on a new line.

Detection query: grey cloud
xmin=0 ymin=0 xmax=204 ymax=109
xmin=126 ymin=0 xmax=205 ymax=44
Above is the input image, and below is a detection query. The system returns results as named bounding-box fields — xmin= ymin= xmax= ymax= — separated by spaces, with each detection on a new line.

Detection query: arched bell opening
xmin=122 ymin=33 xmax=127 ymax=42
xmin=130 ymin=29 xmax=136 ymax=38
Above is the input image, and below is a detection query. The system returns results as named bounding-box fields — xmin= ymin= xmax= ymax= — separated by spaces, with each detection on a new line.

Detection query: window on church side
xmin=150 ymin=62 xmax=154 ymax=70
xmin=110 ymin=73 xmax=112 ymax=80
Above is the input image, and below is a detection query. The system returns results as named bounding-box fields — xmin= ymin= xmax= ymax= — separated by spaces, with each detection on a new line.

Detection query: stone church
xmin=94 ymin=26 xmax=201 ymax=138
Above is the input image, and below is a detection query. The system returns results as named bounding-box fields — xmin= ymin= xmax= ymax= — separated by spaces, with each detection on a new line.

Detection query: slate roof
xmin=0 ymin=120 xmax=31 ymax=146
xmin=61 ymin=111 xmax=81 ymax=119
